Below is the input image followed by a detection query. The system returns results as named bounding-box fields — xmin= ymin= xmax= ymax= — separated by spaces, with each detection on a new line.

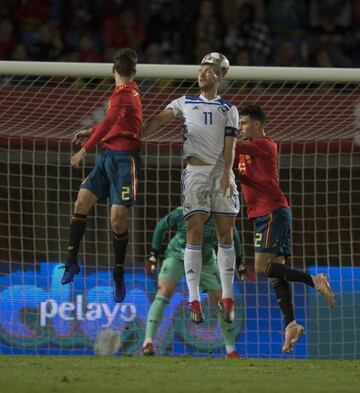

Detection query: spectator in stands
xmin=143 ymin=1 xmax=180 ymax=63
xmin=267 ymin=0 xmax=308 ymax=35
xmin=28 ymin=24 xmax=63 ymax=61
xmin=143 ymin=43 xmax=165 ymax=64
xmin=309 ymin=48 xmax=334 ymax=68
xmin=309 ymin=11 xmax=353 ymax=68
xmin=194 ymin=0 xmax=224 ymax=51
xmin=10 ymin=43 xmax=29 ymax=61
xmin=271 ymin=38 xmax=304 ymax=67
xmin=351 ymin=0 xmax=360 ymax=65
xmin=102 ymin=6 xmax=144 ymax=52
xmin=234 ymin=50 xmax=251 ymax=66
xmin=77 ymin=34 xmax=102 ymax=62
xmin=61 ymin=1 xmax=95 ymax=56
xmin=309 ymin=0 xmax=352 ymax=30
xmin=192 ymin=39 xmax=213 ymax=64
xmin=0 ymin=18 xmax=14 ymax=60
xmin=15 ymin=0 xmax=50 ymax=29
xmin=225 ymin=2 xmax=271 ymax=66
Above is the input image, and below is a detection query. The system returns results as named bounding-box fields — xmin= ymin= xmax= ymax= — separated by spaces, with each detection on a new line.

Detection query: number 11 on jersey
xmin=203 ymin=111 xmax=213 ymax=125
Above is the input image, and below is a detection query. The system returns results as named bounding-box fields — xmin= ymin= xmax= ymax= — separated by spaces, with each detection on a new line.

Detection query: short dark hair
xmin=240 ymin=105 xmax=266 ymax=125
xmin=113 ymin=48 xmax=138 ymax=77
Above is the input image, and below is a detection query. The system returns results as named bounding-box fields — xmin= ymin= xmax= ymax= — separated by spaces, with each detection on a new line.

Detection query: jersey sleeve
xmin=151 ymin=208 xmax=183 ymax=252
xmin=225 ymin=105 xmax=239 ymax=137
xmin=165 ymin=96 xmax=185 ymax=118
xmin=236 ymin=139 xmax=272 ymax=157
xmin=83 ymin=93 xmax=130 ymax=152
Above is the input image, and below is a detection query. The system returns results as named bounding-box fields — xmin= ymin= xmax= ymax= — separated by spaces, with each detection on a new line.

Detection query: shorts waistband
xmin=103 ymin=149 xmax=140 ymax=157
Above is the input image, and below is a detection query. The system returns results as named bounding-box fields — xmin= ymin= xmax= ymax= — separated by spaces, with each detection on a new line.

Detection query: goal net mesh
xmin=0 ymin=69 xmax=359 ymax=358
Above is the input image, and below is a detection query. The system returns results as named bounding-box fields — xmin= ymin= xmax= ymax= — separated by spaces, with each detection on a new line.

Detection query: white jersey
xmin=166 ymin=95 xmax=239 ymax=165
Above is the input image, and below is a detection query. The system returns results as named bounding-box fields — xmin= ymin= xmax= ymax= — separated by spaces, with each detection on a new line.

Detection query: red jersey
xmin=237 ymin=136 xmax=289 ymax=218
xmin=83 ymin=81 xmax=142 ymax=152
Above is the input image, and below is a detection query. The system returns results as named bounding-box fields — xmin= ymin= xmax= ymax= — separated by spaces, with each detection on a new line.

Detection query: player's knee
xmin=157 ymin=285 xmax=173 ymax=299
xmin=111 ymin=220 xmax=126 ymax=235
xmin=74 ymin=198 xmax=90 ymax=214
xmin=255 ymin=259 xmax=268 ymax=275
xmin=186 ymin=226 xmax=203 ymax=244
xmin=217 ymin=232 xmax=233 ymax=244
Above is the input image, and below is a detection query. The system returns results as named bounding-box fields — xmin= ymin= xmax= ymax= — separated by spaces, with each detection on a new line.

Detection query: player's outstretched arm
xmin=142 ymin=108 xmax=175 ymax=139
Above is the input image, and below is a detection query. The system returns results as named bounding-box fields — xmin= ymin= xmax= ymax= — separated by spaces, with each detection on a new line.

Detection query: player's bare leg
xmin=62 ymin=188 xmax=98 ymax=284
xmin=185 ymin=213 xmax=207 ymax=323
xmin=111 ymin=205 xmax=129 ymax=303
xmin=215 ymin=215 xmax=236 ymax=323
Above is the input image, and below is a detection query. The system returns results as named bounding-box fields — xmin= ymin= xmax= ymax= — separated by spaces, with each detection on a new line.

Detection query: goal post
xmin=0 ymin=61 xmax=359 ymax=358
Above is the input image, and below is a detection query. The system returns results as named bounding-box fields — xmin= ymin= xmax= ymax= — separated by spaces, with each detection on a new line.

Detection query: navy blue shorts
xmin=80 ymin=149 xmax=141 ymax=206
xmin=253 ymin=207 xmax=292 ymax=257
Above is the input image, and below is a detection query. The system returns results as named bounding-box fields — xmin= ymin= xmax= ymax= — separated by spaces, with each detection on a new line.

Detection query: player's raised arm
xmin=142 ymin=108 xmax=175 ymax=139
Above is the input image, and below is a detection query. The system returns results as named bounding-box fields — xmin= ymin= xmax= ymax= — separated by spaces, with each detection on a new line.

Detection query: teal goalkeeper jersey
xmin=151 ymin=207 xmax=242 ymax=264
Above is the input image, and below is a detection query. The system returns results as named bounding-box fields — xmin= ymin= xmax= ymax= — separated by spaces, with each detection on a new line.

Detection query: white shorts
xmin=181 ymin=163 xmax=240 ymax=220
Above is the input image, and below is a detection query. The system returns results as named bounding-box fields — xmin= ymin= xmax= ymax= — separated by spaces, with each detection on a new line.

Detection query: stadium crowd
xmin=0 ymin=0 xmax=359 ymax=67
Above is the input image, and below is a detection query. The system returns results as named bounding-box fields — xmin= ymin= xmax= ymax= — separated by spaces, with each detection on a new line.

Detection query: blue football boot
xmin=113 ymin=270 xmax=126 ymax=303
xmin=60 ymin=263 xmax=80 ymax=285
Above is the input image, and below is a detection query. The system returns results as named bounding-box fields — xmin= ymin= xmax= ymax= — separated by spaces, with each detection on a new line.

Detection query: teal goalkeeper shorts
xmin=158 ymin=257 xmax=221 ymax=292
xmin=80 ymin=149 xmax=141 ymax=206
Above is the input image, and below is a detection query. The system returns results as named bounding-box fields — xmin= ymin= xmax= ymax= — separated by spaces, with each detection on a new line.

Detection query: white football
xmin=93 ymin=328 xmax=122 ymax=355
xmin=201 ymin=52 xmax=230 ymax=76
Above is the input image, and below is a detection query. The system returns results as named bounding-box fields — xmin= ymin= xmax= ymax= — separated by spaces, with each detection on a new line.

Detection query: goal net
xmin=0 ymin=62 xmax=359 ymax=358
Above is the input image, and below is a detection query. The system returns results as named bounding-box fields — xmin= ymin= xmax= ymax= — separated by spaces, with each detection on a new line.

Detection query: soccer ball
xmin=201 ymin=52 xmax=230 ymax=76
xmin=93 ymin=328 xmax=122 ymax=355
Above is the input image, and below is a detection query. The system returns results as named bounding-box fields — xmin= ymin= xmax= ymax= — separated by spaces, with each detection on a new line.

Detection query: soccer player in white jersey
xmin=142 ymin=53 xmax=240 ymax=324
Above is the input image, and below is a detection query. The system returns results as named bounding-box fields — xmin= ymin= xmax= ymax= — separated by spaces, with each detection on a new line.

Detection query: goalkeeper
xmin=142 ymin=207 xmax=255 ymax=358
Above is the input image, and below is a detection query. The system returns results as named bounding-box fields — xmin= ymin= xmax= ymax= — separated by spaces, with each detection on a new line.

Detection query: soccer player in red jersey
xmin=61 ymin=48 xmax=142 ymax=304
xmin=237 ymin=105 xmax=334 ymax=352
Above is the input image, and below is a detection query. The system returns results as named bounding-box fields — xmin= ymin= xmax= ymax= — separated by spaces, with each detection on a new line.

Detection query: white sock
xmin=226 ymin=345 xmax=236 ymax=354
xmin=143 ymin=338 xmax=152 ymax=346
xmin=217 ymin=242 xmax=235 ymax=299
xmin=184 ymin=244 xmax=202 ymax=302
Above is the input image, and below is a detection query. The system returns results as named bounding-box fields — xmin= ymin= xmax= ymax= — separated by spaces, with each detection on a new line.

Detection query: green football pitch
xmin=0 ymin=356 xmax=359 ymax=393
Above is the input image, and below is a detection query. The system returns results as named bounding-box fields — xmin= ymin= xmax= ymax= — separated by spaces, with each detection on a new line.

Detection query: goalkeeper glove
xmin=145 ymin=250 xmax=159 ymax=275
xmin=235 ymin=256 xmax=256 ymax=282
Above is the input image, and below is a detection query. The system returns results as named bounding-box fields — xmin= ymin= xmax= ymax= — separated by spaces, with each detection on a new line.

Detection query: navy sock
xmin=266 ymin=263 xmax=314 ymax=287
xmin=271 ymin=279 xmax=294 ymax=326
xmin=113 ymin=230 xmax=128 ymax=273
xmin=67 ymin=213 xmax=87 ymax=265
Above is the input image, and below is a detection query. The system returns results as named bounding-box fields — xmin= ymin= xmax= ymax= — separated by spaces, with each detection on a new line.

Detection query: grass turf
xmin=0 ymin=356 xmax=359 ymax=393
